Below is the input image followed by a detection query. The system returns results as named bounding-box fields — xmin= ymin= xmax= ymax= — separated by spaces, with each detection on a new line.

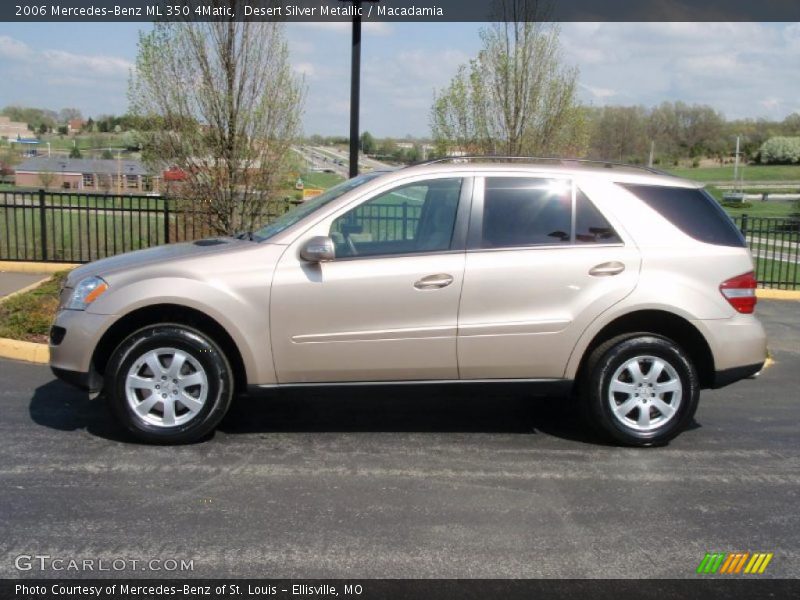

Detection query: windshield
xmin=253 ymin=172 xmax=385 ymax=242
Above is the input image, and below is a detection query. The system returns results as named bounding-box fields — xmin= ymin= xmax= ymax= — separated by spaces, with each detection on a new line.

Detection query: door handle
xmin=589 ymin=261 xmax=626 ymax=277
xmin=414 ymin=273 xmax=454 ymax=290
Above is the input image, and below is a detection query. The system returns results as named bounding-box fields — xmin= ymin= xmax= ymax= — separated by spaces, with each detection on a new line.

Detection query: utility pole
xmin=648 ymin=140 xmax=655 ymax=168
xmin=733 ymin=135 xmax=741 ymax=192
xmin=348 ymin=0 xmax=362 ymax=178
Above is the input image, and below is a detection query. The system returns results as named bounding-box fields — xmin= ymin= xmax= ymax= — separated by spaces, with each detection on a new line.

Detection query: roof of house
xmin=15 ymin=158 xmax=152 ymax=176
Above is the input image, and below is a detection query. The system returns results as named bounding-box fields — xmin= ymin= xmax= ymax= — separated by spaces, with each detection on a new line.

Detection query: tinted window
xmin=575 ymin=190 xmax=622 ymax=244
xmin=482 ymin=178 xmax=571 ymax=248
xmin=331 ymin=178 xmax=461 ymax=258
xmin=620 ymin=183 xmax=745 ymax=247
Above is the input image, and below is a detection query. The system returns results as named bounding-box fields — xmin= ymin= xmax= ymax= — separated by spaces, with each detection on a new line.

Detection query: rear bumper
xmin=712 ymin=361 xmax=765 ymax=389
xmin=692 ymin=314 xmax=767 ymax=380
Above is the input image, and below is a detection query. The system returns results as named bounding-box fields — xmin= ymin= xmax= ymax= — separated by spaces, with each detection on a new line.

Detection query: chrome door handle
xmin=414 ymin=273 xmax=454 ymax=290
xmin=589 ymin=261 xmax=626 ymax=277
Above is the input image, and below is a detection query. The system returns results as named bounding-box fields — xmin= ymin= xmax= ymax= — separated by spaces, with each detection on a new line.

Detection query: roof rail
xmin=409 ymin=155 xmax=672 ymax=176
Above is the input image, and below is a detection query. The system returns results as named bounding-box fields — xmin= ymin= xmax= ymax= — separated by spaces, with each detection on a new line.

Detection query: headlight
xmin=66 ymin=276 xmax=109 ymax=311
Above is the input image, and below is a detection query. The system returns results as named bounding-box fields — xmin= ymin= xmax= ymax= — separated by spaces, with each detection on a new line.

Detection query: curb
xmin=0 ymin=337 xmax=49 ymax=364
xmin=757 ymin=288 xmax=800 ymax=301
xmin=0 ymin=261 xmax=80 ymax=274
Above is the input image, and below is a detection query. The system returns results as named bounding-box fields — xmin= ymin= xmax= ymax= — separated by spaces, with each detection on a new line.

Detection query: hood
xmin=67 ymin=238 xmax=254 ymax=286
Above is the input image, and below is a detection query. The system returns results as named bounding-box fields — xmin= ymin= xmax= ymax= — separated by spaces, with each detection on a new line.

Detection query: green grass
xmin=667 ymin=165 xmax=800 ymax=182
xmin=42 ymin=133 xmax=131 ymax=152
xmin=0 ymin=271 xmax=68 ymax=342
xmin=301 ymin=171 xmax=344 ymax=190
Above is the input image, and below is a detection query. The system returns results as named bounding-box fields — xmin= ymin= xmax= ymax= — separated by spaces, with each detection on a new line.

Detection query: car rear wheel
xmin=106 ymin=324 xmax=233 ymax=444
xmin=582 ymin=334 xmax=699 ymax=446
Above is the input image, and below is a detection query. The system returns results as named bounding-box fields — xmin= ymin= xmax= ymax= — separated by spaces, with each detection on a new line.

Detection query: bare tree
xmin=38 ymin=170 xmax=56 ymax=189
xmin=431 ymin=0 xmax=584 ymax=157
xmin=129 ymin=10 xmax=305 ymax=234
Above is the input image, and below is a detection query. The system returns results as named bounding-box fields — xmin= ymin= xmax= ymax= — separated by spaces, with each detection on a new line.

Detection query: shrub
xmin=759 ymin=137 xmax=800 ymax=164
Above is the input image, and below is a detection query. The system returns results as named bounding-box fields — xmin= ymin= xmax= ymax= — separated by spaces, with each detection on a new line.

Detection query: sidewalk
xmin=0 ymin=271 xmax=49 ymax=299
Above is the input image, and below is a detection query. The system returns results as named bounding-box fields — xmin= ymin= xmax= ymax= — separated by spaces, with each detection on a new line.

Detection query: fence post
xmin=163 ymin=200 xmax=170 ymax=244
xmin=38 ymin=188 xmax=48 ymax=261
xmin=740 ymin=213 xmax=748 ymax=237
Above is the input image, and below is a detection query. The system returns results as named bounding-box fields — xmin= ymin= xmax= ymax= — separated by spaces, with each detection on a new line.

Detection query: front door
xmin=271 ymin=176 xmax=471 ymax=383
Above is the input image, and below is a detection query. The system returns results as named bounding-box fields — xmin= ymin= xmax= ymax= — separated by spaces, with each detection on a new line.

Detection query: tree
xmin=38 ymin=171 xmax=55 ymax=189
xmin=359 ymin=131 xmax=376 ymax=155
xmin=129 ymin=13 xmax=305 ymax=234
xmin=59 ymin=108 xmax=83 ymax=124
xmin=759 ymin=137 xmax=800 ymax=164
xmin=431 ymin=0 xmax=584 ymax=157
xmin=101 ymin=149 xmax=114 ymax=160
xmin=69 ymin=146 xmax=83 ymax=159
xmin=587 ymin=106 xmax=649 ymax=162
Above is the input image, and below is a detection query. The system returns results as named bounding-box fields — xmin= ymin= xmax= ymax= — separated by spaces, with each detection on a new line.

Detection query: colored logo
xmin=696 ymin=552 xmax=773 ymax=575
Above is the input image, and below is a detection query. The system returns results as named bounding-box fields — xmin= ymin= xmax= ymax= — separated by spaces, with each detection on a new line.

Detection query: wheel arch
xmin=570 ymin=309 xmax=716 ymax=389
xmin=91 ymin=304 xmax=248 ymax=394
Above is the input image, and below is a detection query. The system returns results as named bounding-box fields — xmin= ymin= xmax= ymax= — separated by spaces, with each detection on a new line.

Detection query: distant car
xmin=50 ymin=158 xmax=766 ymax=445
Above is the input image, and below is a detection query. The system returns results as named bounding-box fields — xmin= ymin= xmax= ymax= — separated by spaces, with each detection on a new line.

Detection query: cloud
xmin=0 ymin=35 xmax=132 ymax=79
xmin=561 ymin=23 xmax=799 ymax=120
xmin=294 ymin=62 xmax=316 ymax=77
xmin=0 ymin=35 xmax=33 ymax=60
xmin=580 ymin=83 xmax=617 ymax=99
xmin=40 ymin=49 xmax=132 ymax=76
xmin=0 ymin=33 xmax=133 ymax=117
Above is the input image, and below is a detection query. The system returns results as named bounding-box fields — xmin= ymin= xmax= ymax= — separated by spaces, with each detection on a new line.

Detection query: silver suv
xmin=49 ymin=158 xmax=767 ymax=446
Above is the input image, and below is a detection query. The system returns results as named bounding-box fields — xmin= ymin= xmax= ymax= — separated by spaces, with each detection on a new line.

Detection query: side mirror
xmin=300 ymin=236 xmax=335 ymax=262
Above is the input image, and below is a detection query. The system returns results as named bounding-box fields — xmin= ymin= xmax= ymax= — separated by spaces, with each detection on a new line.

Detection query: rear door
xmin=457 ymin=174 xmax=641 ymax=379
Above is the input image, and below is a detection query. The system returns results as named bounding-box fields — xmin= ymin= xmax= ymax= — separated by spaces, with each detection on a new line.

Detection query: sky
xmin=0 ymin=21 xmax=798 ymax=137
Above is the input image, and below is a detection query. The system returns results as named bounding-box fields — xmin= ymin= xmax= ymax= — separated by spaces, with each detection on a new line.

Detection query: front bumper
xmin=51 ymin=365 xmax=103 ymax=393
xmin=49 ymin=309 xmax=113 ymax=392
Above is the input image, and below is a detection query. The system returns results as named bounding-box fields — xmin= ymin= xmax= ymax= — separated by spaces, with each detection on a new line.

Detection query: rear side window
xmin=482 ymin=178 xmax=572 ymax=248
xmin=575 ymin=190 xmax=622 ymax=244
xmin=620 ymin=183 xmax=745 ymax=247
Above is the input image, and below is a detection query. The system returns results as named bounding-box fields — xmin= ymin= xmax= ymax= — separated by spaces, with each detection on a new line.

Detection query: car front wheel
xmin=106 ymin=324 xmax=234 ymax=444
xmin=582 ymin=334 xmax=700 ymax=446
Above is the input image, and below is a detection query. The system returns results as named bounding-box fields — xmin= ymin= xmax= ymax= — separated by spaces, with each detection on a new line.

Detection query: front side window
xmin=253 ymin=172 xmax=383 ymax=242
xmin=331 ymin=178 xmax=462 ymax=258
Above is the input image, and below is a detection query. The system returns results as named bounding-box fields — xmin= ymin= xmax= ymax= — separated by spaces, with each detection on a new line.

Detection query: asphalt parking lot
xmin=1 ymin=300 xmax=798 ymax=579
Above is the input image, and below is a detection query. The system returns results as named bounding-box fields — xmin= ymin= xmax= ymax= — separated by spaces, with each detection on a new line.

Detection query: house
xmin=67 ymin=118 xmax=85 ymax=134
xmin=14 ymin=158 xmax=160 ymax=193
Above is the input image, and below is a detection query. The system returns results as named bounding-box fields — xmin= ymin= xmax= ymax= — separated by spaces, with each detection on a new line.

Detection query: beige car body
xmin=50 ymin=163 xmax=766 ymax=394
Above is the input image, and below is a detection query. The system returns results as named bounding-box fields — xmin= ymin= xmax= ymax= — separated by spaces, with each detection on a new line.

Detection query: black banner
xmin=4 ymin=580 xmax=800 ymax=600
xmin=3 ymin=0 xmax=800 ymax=23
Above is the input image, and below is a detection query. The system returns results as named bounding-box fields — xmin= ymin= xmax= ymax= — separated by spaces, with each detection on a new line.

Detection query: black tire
xmin=580 ymin=333 xmax=699 ymax=447
xmin=106 ymin=324 xmax=234 ymax=444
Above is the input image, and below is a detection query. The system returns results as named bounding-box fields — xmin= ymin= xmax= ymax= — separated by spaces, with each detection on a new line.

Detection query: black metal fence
xmin=0 ymin=189 xmax=298 ymax=264
xmin=1 ymin=190 xmax=799 ymax=290
xmin=734 ymin=215 xmax=800 ymax=290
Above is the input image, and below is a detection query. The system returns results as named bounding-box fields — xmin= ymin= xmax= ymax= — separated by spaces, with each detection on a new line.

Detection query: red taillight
xmin=720 ymin=271 xmax=757 ymax=314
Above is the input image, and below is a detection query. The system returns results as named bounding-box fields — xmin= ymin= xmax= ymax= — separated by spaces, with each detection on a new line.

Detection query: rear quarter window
xmin=619 ymin=183 xmax=745 ymax=248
